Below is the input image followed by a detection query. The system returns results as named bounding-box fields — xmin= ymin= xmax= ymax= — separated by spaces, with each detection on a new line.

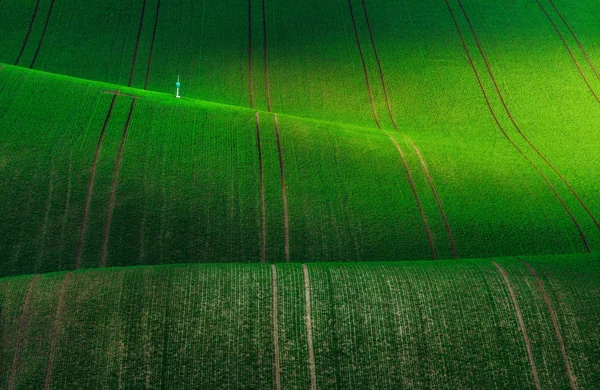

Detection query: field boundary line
xmin=248 ymin=0 xmax=255 ymax=108
xmin=75 ymin=95 xmax=118 ymax=269
xmin=101 ymin=98 xmax=137 ymax=267
xmin=445 ymin=0 xmax=591 ymax=252
xmin=14 ymin=0 xmax=41 ymax=65
xmin=302 ymin=264 xmax=317 ymax=390
xmin=44 ymin=272 xmax=71 ymax=390
xmin=274 ymin=115 xmax=290 ymax=262
xmin=144 ymin=0 xmax=161 ymax=90
xmin=129 ymin=0 xmax=148 ymax=87
xmin=30 ymin=0 xmax=56 ymax=68
xmin=519 ymin=259 xmax=577 ymax=389
xmin=361 ymin=0 xmax=456 ymax=258
xmin=534 ymin=0 xmax=600 ymax=103
xmin=457 ymin=0 xmax=600 ymax=236
xmin=271 ymin=265 xmax=281 ymax=390
xmin=492 ymin=261 xmax=541 ymax=390
xmin=7 ymin=275 xmax=40 ymax=390
xmin=256 ymin=112 xmax=266 ymax=262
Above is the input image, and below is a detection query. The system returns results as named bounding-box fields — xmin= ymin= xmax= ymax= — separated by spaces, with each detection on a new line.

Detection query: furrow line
xmin=44 ymin=272 xmax=72 ymax=390
xmin=248 ymin=0 xmax=255 ymax=108
xmin=445 ymin=0 xmax=591 ymax=252
xmin=271 ymin=265 xmax=281 ymax=390
xmin=30 ymin=0 xmax=56 ymax=68
xmin=7 ymin=275 xmax=40 ymax=390
xmin=144 ymin=0 xmax=161 ymax=90
xmin=274 ymin=115 xmax=290 ymax=262
xmin=457 ymin=0 xmax=600 ymax=235
xmin=14 ymin=0 xmax=41 ymax=65
xmin=520 ymin=259 xmax=577 ymax=390
xmin=101 ymin=98 xmax=137 ymax=267
xmin=302 ymin=264 xmax=317 ymax=390
xmin=262 ymin=0 xmax=272 ymax=111
xmin=129 ymin=0 xmax=148 ymax=87
xmin=75 ymin=95 xmax=118 ymax=269
xmin=492 ymin=261 xmax=541 ymax=390
xmin=256 ymin=112 xmax=266 ymax=262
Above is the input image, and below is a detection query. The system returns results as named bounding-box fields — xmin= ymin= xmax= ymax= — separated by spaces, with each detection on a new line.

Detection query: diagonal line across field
xmin=44 ymin=272 xmax=71 ymax=390
xmin=30 ymin=0 xmax=56 ymax=69
xmin=129 ymin=0 xmax=148 ymax=87
xmin=445 ymin=0 xmax=591 ymax=252
xmin=144 ymin=0 xmax=161 ymax=90
xmin=14 ymin=0 xmax=41 ymax=65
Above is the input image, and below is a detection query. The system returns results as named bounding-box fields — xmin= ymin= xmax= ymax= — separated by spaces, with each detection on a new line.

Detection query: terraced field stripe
xmin=492 ymin=261 xmax=541 ymax=390
xmin=14 ymin=0 xmax=41 ymax=65
xmin=444 ymin=0 xmax=591 ymax=253
xmin=144 ymin=0 xmax=161 ymax=90
xmin=129 ymin=0 xmax=148 ymax=87
xmin=248 ymin=0 xmax=255 ymax=108
xmin=274 ymin=115 xmax=289 ymax=262
xmin=44 ymin=272 xmax=71 ymax=390
xmin=346 ymin=0 xmax=381 ymax=129
xmin=547 ymin=0 xmax=600 ymax=82
xmin=75 ymin=95 xmax=118 ymax=269
xmin=457 ymin=0 xmax=600 ymax=237
xmin=256 ymin=112 xmax=266 ymax=262
xmin=101 ymin=98 xmax=137 ymax=268
xmin=271 ymin=265 xmax=281 ymax=390
xmin=262 ymin=0 xmax=272 ymax=111
xmin=302 ymin=264 xmax=317 ymax=390
xmin=360 ymin=0 xmax=456 ymax=258
xmin=30 ymin=0 xmax=56 ymax=68
xmin=7 ymin=275 xmax=40 ymax=390
xmin=534 ymin=0 xmax=600 ymax=103
xmin=520 ymin=259 xmax=577 ymax=390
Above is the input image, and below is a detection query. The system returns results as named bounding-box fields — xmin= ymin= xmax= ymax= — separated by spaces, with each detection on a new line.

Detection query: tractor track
xmin=457 ymin=0 xmax=600 ymax=237
xmin=144 ymin=0 xmax=161 ymax=90
xmin=129 ymin=0 xmax=148 ymax=87
xmin=248 ymin=0 xmax=255 ymax=108
xmin=348 ymin=0 xmax=436 ymax=259
xmin=75 ymin=95 xmax=118 ymax=269
xmin=302 ymin=264 xmax=317 ymax=390
xmin=44 ymin=272 xmax=71 ymax=390
xmin=262 ymin=0 xmax=272 ymax=111
xmin=271 ymin=265 xmax=281 ymax=390
xmin=361 ymin=0 xmax=457 ymax=258
xmin=520 ymin=259 xmax=577 ymax=390
xmin=14 ymin=0 xmax=41 ymax=65
xmin=445 ymin=0 xmax=591 ymax=252
xmin=274 ymin=115 xmax=290 ymax=262
xmin=534 ymin=0 xmax=600 ymax=104
xmin=101 ymin=98 xmax=137 ymax=268
xmin=256 ymin=112 xmax=266 ymax=262
xmin=30 ymin=0 xmax=55 ymax=68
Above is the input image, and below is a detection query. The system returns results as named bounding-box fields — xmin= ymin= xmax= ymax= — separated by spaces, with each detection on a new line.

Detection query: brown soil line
xmin=492 ymin=261 xmax=541 ymax=390
xmin=256 ymin=112 xmax=266 ymax=262
xmin=346 ymin=0 xmax=381 ymax=129
xmin=102 ymin=90 xmax=143 ymax=99
xmin=14 ymin=0 xmax=41 ymax=65
xmin=302 ymin=264 xmax=317 ymax=390
xmin=248 ymin=0 xmax=255 ymax=109
xmin=129 ymin=0 xmax=148 ymax=87
xmin=387 ymin=134 xmax=436 ymax=259
xmin=274 ymin=115 xmax=290 ymax=262
xmin=520 ymin=259 xmax=577 ymax=390
xmin=144 ymin=0 xmax=161 ymax=90
xmin=262 ymin=0 xmax=272 ymax=112
xmin=30 ymin=0 xmax=56 ymax=69
xmin=7 ymin=275 xmax=40 ymax=390
xmin=457 ymin=0 xmax=600 ymax=235
xmin=101 ymin=98 xmax=137 ymax=267
xmin=407 ymin=138 xmax=458 ymax=258
xmin=444 ymin=0 xmax=591 ymax=253
xmin=75 ymin=94 xmax=118 ymax=269
xmin=271 ymin=265 xmax=281 ymax=390
xmin=44 ymin=272 xmax=71 ymax=390
xmin=547 ymin=0 xmax=600 ymax=82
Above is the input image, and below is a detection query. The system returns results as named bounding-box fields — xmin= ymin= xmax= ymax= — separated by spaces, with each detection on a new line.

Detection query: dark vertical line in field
xmin=271 ymin=265 xmax=281 ymax=390
xmin=256 ymin=113 xmax=266 ymax=262
xmin=75 ymin=95 xmax=118 ymax=269
xmin=7 ymin=275 xmax=40 ymax=390
xmin=361 ymin=0 xmax=456 ymax=258
xmin=101 ymin=98 xmax=137 ymax=268
xmin=274 ymin=115 xmax=290 ymax=262
xmin=30 ymin=0 xmax=56 ymax=68
xmin=248 ymin=0 xmax=255 ymax=108
xmin=325 ymin=269 xmax=342 ymax=387
xmin=144 ymin=0 xmax=161 ymax=90
xmin=129 ymin=0 xmax=148 ymax=87
xmin=457 ymin=0 xmax=600 ymax=238
xmin=519 ymin=259 xmax=577 ymax=390
xmin=57 ymin=156 xmax=73 ymax=266
xmin=302 ymin=264 xmax=317 ymax=390
xmin=14 ymin=0 xmax=41 ymax=65
xmin=262 ymin=0 xmax=272 ymax=111
xmin=35 ymin=162 xmax=56 ymax=272
xmin=547 ymin=0 xmax=600 ymax=82
xmin=533 ymin=0 xmax=600 ymax=103
xmin=492 ymin=261 xmax=541 ymax=390
xmin=444 ymin=0 xmax=591 ymax=253
xmin=44 ymin=272 xmax=71 ymax=390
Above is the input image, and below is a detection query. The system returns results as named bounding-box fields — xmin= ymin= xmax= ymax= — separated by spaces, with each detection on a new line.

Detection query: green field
xmin=1 ymin=0 xmax=599 ymax=387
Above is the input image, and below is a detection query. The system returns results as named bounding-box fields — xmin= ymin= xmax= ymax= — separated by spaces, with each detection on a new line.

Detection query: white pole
xmin=176 ymin=75 xmax=181 ymax=98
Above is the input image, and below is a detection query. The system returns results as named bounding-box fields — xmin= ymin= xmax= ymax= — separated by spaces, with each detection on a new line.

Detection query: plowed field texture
xmin=0 ymin=0 xmax=599 ymax=388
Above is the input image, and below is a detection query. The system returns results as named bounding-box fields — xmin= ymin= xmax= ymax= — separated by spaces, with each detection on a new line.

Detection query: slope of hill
xmin=1 ymin=254 xmax=599 ymax=389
